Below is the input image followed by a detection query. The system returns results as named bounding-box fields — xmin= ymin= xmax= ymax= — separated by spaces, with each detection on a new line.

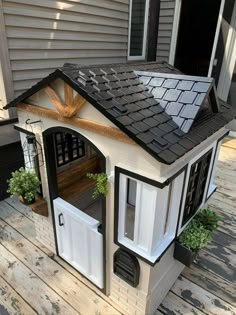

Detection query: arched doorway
xmin=43 ymin=126 xmax=106 ymax=290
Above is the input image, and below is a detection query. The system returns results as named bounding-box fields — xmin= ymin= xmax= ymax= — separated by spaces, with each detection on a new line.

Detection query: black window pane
xmin=54 ymin=132 xmax=85 ymax=167
xmin=182 ymin=150 xmax=212 ymax=226
xmin=130 ymin=0 xmax=146 ymax=56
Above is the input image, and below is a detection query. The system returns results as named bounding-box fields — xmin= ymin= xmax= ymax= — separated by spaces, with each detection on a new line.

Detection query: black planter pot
xmin=174 ymin=242 xmax=196 ymax=267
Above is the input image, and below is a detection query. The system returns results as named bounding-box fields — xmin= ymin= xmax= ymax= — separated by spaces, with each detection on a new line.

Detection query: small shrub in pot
xmin=7 ymin=167 xmax=40 ymax=204
xmin=174 ymin=208 xmax=220 ymax=266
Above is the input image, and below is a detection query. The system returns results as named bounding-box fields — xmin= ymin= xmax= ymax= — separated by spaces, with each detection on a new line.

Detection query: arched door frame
xmin=43 ymin=126 xmax=107 ymax=293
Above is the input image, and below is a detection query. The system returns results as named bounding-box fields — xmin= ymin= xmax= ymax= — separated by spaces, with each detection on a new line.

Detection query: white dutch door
xmin=53 ymin=197 xmax=104 ymax=289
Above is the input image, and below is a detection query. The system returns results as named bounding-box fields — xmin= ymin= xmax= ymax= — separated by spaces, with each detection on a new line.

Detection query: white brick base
xmin=110 ymin=274 xmax=148 ymax=315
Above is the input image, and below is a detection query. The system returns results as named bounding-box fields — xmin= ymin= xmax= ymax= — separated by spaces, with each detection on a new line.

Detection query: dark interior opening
xmin=174 ymin=0 xmax=221 ymax=76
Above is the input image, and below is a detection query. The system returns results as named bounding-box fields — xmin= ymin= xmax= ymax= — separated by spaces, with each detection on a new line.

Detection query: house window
xmin=54 ymin=132 xmax=85 ymax=167
xmin=182 ymin=150 xmax=213 ymax=226
xmin=128 ymin=0 xmax=150 ymax=60
xmin=115 ymin=168 xmax=185 ymax=264
xmin=125 ymin=178 xmax=137 ymax=240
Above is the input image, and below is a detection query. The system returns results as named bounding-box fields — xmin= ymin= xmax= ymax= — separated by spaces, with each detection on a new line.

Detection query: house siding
xmin=156 ymin=0 xmax=175 ymax=62
xmin=1 ymin=0 xmax=129 ymax=97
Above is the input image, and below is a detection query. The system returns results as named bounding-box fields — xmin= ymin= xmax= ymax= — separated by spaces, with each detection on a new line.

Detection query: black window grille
xmin=182 ymin=150 xmax=212 ymax=226
xmin=54 ymin=132 xmax=85 ymax=167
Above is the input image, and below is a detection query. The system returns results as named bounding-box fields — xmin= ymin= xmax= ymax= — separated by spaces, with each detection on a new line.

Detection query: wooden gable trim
xmin=44 ymin=83 xmax=86 ymax=118
xmin=17 ymin=102 xmax=136 ymax=145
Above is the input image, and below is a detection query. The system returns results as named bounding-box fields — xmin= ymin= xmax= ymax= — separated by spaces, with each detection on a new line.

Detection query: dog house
xmin=5 ymin=62 xmax=236 ymax=315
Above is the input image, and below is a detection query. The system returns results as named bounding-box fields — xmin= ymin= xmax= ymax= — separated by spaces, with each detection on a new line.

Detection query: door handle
xmin=58 ymin=213 xmax=64 ymax=226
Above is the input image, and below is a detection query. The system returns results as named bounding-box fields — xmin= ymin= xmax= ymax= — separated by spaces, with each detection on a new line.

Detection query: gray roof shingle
xmin=4 ymin=61 xmax=236 ymax=165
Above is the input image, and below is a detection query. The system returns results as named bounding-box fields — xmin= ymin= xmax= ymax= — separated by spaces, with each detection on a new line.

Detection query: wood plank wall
xmin=1 ymin=0 xmax=129 ymax=97
xmin=156 ymin=0 xmax=175 ymax=62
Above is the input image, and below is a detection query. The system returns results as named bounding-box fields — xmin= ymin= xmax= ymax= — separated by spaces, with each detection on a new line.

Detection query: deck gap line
xmin=169 ymin=289 xmax=207 ymax=315
xmin=180 ymin=274 xmax=236 ymax=309
xmin=0 ymin=216 xmax=123 ymax=315
xmin=0 ymin=273 xmax=38 ymax=314
xmin=0 ymin=239 xmax=82 ymax=315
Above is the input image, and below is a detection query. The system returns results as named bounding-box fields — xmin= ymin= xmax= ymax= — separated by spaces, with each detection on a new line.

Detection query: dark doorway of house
xmin=53 ymin=130 xmax=104 ymax=222
xmin=175 ymin=0 xmax=221 ymax=76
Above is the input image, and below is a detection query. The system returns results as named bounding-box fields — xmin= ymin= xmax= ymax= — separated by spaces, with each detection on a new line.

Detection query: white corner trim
xmin=217 ymin=1 xmax=236 ymax=100
xmin=208 ymin=0 xmax=226 ymax=77
xmin=169 ymin=0 xmax=182 ymax=66
xmin=108 ymin=171 xmax=114 ymax=184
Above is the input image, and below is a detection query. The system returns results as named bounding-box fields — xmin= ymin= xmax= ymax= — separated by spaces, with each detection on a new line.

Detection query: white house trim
xmin=169 ymin=0 xmax=182 ymax=66
xmin=127 ymin=0 xmax=150 ymax=61
xmin=207 ymin=0 xmax=225 ymax=77
xmin=217 ymin=1 xmax=236 ymax=101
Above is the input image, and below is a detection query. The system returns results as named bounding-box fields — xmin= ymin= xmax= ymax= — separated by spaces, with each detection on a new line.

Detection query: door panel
xmin=54 ymin=197 xmax=104 ymax=289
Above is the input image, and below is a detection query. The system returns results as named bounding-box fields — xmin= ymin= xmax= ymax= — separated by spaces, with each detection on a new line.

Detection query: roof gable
xmin=136 ymin=71 xmax=220 ymax=133
xmin=4 ymin=62 xmax=236 ymax=165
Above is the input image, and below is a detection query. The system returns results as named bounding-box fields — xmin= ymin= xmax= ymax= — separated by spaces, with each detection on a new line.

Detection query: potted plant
xmin=86 ymin=172 xmax=108 ymax=199
xmin=7 ymin=167 xmax=40 ymax=205
xmin=174 ymin=208 xmax=220 ymax=266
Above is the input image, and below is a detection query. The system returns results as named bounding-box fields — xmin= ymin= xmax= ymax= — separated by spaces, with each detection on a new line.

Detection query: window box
xmin=174 ymin=241 xmax=196 ymax=267
xmin=22 ymin=195 xmax=48 ymax=217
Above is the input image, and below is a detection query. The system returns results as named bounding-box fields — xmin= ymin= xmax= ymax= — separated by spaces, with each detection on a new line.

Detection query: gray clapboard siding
xmin=156 ymin=0 xmax=176 ymax=62
xmin=2 ymin=0 xmax=129 ymax=96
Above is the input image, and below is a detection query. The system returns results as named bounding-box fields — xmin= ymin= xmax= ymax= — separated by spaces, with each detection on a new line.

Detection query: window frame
xmin=114 ymin=167 xmax=185 ymax=265
xmin=128 ymin=0 xmax=150 ymax=61
xmin=54 ymin=132 xmax=85 ymax=168
xmin=177 ymin=143 xmax=217 ymax=235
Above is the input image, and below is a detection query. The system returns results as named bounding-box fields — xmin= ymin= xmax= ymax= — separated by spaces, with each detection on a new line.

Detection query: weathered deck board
xmin=171 ymin=276 xmax=236 ymax=315
xmin=194 ymin=250 xmax=236 ymax=284
xmin=159 ymin=291 xmax=205 ymax=315
xmin=0 ymin=218 xmax=120 ymax=315
xmin=0 ymin=243 xmax=78 ymax=314
xmin=0 ymin=275 xmax=37 ymax=315
xmin=204 ymin=242 xmax=236 ymax=266
xmin=0 ymin=200 xmax=124 ymax=314
xmin=182 ymin=264 xmax=236 ymax=307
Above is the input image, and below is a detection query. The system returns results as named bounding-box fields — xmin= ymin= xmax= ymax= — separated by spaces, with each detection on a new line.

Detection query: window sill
xmin=117 ymin=236 xmax=174 ymax=265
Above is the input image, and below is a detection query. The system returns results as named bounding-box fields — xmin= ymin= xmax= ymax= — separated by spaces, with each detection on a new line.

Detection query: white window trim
xmin=177 ymin=142 xmax=217 ymax=236
xmin=128 ymin=0 xmax=150 ymax=61
xmin=117 ymin=171 xmax=185 ymax=263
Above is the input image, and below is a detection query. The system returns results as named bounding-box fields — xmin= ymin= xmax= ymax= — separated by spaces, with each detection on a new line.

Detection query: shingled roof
xmin=5 ymin=62 xmax=236 ymax=164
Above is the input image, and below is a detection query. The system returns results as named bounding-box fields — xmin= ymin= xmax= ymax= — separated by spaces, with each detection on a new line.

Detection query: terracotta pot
xmin=174 ymin=242 xmax=197 ymax=266
xmin=18 ymin=195 xmax=35 ymax=205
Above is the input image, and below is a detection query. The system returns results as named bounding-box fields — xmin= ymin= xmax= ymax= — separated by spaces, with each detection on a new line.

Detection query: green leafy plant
xmin=7 ymin=167 xmax=40 ymax=204
xmin=86 ymin=172 xmax=108 ymax=199
xmin=178 ymin=219 xmax=211 ymax=252
xmin=195 ymin=208 xmax=220 ymax=231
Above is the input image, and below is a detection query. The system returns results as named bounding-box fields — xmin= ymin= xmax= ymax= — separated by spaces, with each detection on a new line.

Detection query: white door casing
xmin=169 ymin=0 xmax=236 ymax=103
xmin=53 ymin=197 xmax=104 ymax=289
xmin=217 ymin=1 xmax=236 ymax=101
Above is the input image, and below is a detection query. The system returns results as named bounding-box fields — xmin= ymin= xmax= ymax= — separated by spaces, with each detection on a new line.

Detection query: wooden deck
xmin=0 ymin=138 xmax=235 ymax=314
